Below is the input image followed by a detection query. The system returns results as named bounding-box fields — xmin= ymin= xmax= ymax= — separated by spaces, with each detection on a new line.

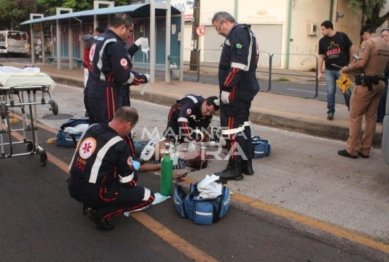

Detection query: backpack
xmin=174 ymin=183 xmax=230 ymax=225
xmin=55 ymin=118 xmax=89 ymax=147
xmin=252 ymin=136 xmax=271 ymax=159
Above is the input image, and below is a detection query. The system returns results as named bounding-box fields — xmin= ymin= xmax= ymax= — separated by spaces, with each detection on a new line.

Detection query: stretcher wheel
xmin=39 ymin=151 xmax=47 ymax=166
xmin=49 ymin=100 xmax=59 ymax=115
xmin=26 ymin=141 xmax=33 ymax=152
xmin=0 ymin=103 xmax=7 ymax=119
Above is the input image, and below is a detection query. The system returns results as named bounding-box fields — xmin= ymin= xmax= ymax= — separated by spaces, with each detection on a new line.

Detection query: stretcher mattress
xmin=0 ymin=66 xmax=56 ymax=90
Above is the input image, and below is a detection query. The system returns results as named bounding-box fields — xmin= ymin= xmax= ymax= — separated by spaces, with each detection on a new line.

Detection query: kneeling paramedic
xmin=67 ymin=106 xmax=155 ymax=231
xmin=163 ymin=94 xmax=220 ymax=143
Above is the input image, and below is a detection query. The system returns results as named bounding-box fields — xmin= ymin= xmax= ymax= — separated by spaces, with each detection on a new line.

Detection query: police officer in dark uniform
xmin=163 ymin=94 xmax=219 ymax=143
xmin=338 ymin=25 xmax=389 ymax=159
xmin=85 ymin=13 xmax=149 ymax=125
xmin=212 ymin=11 xmax=260 ymax=180
xmin=67 ymin=107 xmax=155 ymax=231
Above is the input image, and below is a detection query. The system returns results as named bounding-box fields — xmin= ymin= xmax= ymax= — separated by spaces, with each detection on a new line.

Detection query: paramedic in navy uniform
xmin=84 ymin=13 xmax=149 ymax=125
xmin=163 ymin=94 xmax=220 ymax=143
xmin=212 ymin=11 xmax=260 ymax=181
xmin=67 ymin=106 xmax=155 ymax=231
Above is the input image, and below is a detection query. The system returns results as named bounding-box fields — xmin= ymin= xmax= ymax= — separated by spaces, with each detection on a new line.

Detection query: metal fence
xmin=171 ymin=50 xmax=320 ymax=99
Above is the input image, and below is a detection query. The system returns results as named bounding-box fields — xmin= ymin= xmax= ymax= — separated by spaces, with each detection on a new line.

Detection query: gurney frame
xmin=0 ymin=84 xmax=58 ymax=166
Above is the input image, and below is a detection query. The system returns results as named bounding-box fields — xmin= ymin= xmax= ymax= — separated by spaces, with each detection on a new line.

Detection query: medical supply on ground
xmin=160 ymin=143 xmax=173 ymax=196
xmin=56 ymin=118 xmax=89 ymax=147
xmin=252 ymin=136 xmax=271 ymax=158
xmin=174 ymin=175 xmax=230 ymax=225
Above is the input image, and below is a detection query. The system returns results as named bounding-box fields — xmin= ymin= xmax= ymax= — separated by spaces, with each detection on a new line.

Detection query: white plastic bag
xmin=197 ymin=174 xmax=222 ymax=199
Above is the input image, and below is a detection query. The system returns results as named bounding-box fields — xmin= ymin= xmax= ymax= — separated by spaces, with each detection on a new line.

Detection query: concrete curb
xmin=53 ymin=77 xmax=383 ymax=148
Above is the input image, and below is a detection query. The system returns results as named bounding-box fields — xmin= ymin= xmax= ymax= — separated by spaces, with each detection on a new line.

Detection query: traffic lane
xmin=0 ymin=119 xmax=194 ymax=261
xmin=1 ymin=111 xmax=387 ymax=261
xmin=0 ymin=151 xmax=379 ymax=262
xmin=30 ymin=86 xmax=389 ymax=246
xmin=147 ymin=182 xmax=383 ymax=262
xmin=0 ymin=153 xmax=192 ymax=262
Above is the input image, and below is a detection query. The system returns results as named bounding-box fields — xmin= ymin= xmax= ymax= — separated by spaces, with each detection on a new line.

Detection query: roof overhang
xmin=20 ymin=4 xmax=181 ymax=25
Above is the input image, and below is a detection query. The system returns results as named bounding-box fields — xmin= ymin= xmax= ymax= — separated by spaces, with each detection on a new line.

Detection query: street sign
xmin=196 ymin=26 xmax=205 ymax=36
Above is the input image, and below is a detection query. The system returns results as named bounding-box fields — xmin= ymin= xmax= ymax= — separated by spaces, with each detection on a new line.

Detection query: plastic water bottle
xmin=160 ymin=143 xmax=173 ymax=196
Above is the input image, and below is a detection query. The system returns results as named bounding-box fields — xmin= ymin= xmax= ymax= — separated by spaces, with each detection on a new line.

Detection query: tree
xmin=348 ymin=0 xmax=389 ymax=27
xmin=0 ymin=0 xmax=132 ymax=30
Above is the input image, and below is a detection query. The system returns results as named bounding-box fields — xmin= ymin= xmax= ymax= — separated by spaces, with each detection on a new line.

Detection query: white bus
xmin=0 ymin=30 xmax=30 ymax=56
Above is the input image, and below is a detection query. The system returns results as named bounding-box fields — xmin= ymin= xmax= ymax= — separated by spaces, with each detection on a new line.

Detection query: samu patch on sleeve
xmin=236 ymin=43 xmax=243 ymax=49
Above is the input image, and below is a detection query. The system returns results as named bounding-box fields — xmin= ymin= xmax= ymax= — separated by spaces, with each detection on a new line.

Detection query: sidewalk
xmin=2 ymin=61 xmax=382 ymax=147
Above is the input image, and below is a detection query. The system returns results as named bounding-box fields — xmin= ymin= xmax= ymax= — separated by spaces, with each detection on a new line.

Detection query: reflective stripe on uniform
xmin=119 ymin=172 xmax=135 ymax=183
xmin=231 ymin=27 xmax=254 ymax=72
xmin=177 ymin=95 xmax=198 ymax=104
xmin=143 ymin=188 xmax=151 ymax=201
xmin=231 ymin=62 xmax=246 ymax=70
xmin=221 ymin=121 xmax=251 ymax=135
xmin=245 ymin=28 xmax=254 ymax=71
xmin=89 ymin=136 xmax=123 ymax=183
xmin=178 ymin=117 xmax=189 ymax=123
xmin=97 ymin=38 xmax=117 ymax=81
xmin=185 ymin=95 xmax=198 ymax=103
xmin=127 ymin=72 xmax=135 ymax=84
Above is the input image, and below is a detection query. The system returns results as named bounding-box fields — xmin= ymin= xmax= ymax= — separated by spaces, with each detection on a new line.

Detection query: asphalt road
xmin=0 ymin=88 xmax=387 ymax=261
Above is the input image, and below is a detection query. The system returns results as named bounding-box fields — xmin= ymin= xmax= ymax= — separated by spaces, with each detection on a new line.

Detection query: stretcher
xmin=0 ymin=65 xmax=58 ymax=166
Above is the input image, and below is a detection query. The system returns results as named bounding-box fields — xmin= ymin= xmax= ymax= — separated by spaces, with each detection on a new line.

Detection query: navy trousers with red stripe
xmin=85 ymin=86 xmax=121 ymax=125
xmin=220 ymin=94 xmax=254 ymax=161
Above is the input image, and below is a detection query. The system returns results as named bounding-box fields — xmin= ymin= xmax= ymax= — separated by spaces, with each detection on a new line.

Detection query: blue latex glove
xmin=133 ymin=160 xmax=140 ymax=171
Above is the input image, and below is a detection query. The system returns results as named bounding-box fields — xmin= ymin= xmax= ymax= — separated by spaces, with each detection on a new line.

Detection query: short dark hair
xmin=381 ymin=28 xmax=389 ymax=33
xmin=212 ymin=12 xmax=236 ymax=24
xmin=205 ymin=96 xmax=220 ymax=111
xmin=95 ymin=26 xmax=105 ymax=34
xmin=321 ymin=20 xmax=333 ymax=30
xmin=360 ymin=24 xmax=376 ymax=35
xmin=114 ymin=106 xmax=138 ymax=125
xmin=110 ymin=13 xmax=134 ymax=28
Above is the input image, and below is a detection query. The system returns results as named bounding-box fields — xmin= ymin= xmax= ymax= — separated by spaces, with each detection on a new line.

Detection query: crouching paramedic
xmin=163 ymin=95 xmax=220 ymax=143
xmin=84 ymin=13 xmax=149 ymax=125
xmin=67 ymin=106 xmax=155 ymax=231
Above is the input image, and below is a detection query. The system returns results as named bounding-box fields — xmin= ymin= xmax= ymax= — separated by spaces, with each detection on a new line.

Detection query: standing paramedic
xmin=338 ymin=25 xmax=389 ymax=159
xmin=67 ymin=106 xmax=155 ymax=231
xmin=318 ymin=20 xmax=355 ymax=120
xmin=84 ymin=13 xmax=149 ymax=125
xmin=212 ymin=11 xmax=259 ymax=181
xmin=83 ymin=26 xmax=104 ymax=88
xmin=82 ymin=26 xmax=104 ymax=117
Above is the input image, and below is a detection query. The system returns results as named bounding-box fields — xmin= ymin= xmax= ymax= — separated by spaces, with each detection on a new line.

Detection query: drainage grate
xmin=42 ymin=114 xmax=73 ymax=120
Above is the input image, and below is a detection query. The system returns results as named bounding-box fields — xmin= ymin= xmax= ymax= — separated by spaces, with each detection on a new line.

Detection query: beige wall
xmin=182 ymin=0 xmax=382 ymax=71
xmin=287 ymin=1 xmax=330 ymax=70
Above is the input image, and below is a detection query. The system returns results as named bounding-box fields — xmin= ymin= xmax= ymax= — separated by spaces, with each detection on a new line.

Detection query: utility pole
xmin=189 ymin=0 xmax=200 ymax=71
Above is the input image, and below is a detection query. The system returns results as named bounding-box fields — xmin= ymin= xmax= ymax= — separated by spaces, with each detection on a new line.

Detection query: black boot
xmin=86 ymin=208 xmax=115 ymax=231
xmin=215 ymin=159 xmax=243 ymax=180
xmin=242 ymin=159 xmax=254 ymax=175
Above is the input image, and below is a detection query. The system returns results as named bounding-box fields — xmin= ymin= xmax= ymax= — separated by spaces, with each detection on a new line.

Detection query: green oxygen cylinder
xmin=160 ymin=142 xmax=173 ymax=196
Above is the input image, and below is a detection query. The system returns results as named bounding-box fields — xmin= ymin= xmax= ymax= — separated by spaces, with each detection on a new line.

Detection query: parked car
xmin=0 ymin=46 xmax=8 ymax=57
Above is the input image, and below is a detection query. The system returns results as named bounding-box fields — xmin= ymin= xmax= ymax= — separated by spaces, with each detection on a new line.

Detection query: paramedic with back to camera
xmin=67 ymin=106 xmax=155 ymax=231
